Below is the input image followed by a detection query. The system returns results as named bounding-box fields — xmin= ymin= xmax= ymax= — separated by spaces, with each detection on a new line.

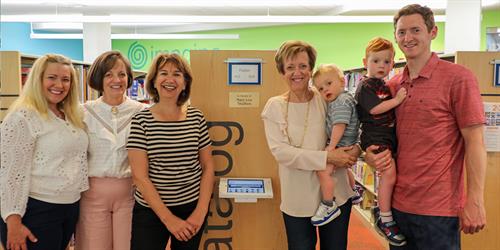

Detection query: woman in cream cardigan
xmin=262 ymin=40 xmax=359 ymax=250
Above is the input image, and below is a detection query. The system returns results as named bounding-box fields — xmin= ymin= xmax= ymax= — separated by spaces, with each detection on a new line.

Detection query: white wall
xmin=445 ymin=0 xmax=482 ymax=53
xmin=83 ymin=23 xmax=111 ymax=62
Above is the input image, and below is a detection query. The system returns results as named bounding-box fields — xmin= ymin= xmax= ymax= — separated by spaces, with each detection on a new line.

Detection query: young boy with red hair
xmin=355 ymin=37 xmax=407 ymax=246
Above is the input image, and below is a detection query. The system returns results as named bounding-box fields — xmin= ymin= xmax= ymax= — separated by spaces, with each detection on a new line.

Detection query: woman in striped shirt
xmin=127 ymin=53 xmax=215 ymax=250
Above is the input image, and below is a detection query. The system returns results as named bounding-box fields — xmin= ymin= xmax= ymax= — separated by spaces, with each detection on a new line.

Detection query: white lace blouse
xmin=0 ymin=108 xmax=89 ymax=221
xmin=83 ymin=97 xmax=146 ymax=178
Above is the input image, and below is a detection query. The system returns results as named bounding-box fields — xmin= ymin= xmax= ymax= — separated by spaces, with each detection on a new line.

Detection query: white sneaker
xmin=311 ymin=202 xmax=341 ymax=226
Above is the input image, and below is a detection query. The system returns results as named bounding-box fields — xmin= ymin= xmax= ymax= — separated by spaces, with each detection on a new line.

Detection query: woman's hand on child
xmin=327 ymin=146 xmax=356 ymax=168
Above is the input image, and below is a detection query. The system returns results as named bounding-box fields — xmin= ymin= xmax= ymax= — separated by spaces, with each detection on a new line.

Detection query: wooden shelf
xmin=353 ymin=204 xmax=373 ymax=224
xmin=354 ymin=177 xmax=377 ymax=197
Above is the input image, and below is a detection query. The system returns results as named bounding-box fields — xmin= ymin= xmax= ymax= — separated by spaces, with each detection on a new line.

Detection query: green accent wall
xmin=113 ymin=22 xmax=445 ymax=72
xmin=114 ymin=9 xmax=500 ymax=72
xmin=482 ymin=9 xmax=500 ymax=51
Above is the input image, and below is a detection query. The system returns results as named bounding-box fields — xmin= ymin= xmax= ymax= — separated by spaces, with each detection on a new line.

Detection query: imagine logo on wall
xmin=126 ymin=41 xmax=220 ymax=70
xmin=127 ymin=41 xmax=149 ymax=70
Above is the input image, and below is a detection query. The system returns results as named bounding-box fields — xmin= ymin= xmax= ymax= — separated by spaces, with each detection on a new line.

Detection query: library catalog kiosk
xmin=219 ymin=177 xmax=273 ymax=203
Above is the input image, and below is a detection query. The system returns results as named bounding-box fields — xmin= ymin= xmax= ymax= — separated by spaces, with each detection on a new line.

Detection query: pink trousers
xmin=75 ymin=177 xmax=134 ymax=250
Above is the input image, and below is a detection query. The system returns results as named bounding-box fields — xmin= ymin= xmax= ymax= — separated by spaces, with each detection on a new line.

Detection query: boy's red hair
xmin=365 ymin=37 xmax=395 ymax=58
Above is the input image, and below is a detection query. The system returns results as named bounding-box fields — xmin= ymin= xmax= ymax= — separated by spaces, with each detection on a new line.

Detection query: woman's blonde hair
xmin=8 ymin=54 xmax=84 ymax=129
xmin=275 ymin=40 xmax=317 ymax=75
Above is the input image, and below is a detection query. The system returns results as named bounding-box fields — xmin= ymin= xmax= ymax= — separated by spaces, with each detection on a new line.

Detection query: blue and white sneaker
xmin=352 ymin=185 xmax=364 ymax=205
xmin=372 ymin=207 xmax=406 ymax=246
xmin=311 ymin=202 xmax=341 ymax=226
xmin=375 ymin=218 xmax=407 ymax=246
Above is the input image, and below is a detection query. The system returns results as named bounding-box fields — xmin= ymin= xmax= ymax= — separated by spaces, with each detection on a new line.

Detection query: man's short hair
xmin=394 ymin=4 xmax=435 ymax=32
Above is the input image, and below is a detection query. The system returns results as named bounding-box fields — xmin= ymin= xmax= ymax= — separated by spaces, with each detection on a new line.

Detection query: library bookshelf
xmin=0 ymin=51 xmax=146 ymax=122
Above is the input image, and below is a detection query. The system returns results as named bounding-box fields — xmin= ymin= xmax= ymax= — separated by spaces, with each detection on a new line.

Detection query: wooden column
xmin=456 ymin=51 xmax=500 ymax=250
xmin=190 ymin=50 xmax=288 ymax=250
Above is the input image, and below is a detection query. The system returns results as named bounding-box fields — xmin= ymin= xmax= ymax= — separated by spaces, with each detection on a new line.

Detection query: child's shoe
xmin=374 ymin=217 xmax=407 ymax=246
xmin=351 ymin=185 xmax=364 ymax=205
xmin=311 ymin=202 xmax=341 ymax=226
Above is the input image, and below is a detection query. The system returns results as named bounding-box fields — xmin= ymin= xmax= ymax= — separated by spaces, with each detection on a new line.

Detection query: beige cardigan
xmin=261 ymin=89 xmax=354 ymax=217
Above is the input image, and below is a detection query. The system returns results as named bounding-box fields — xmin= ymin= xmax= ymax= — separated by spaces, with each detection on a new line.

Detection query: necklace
xmin=102 ymin=96 xmax=124 ymax=115
xmin=284 ymin=91 xmax=311 ymax=148
xmin=111 ymin=106 xmax=119 ymax=115
xmin=51 ymin=108 xmax=65 ymax=119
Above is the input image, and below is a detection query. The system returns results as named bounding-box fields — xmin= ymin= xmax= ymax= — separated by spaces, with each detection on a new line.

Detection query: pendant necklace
xmin=111 ymin=106 xmax=119 ymax=115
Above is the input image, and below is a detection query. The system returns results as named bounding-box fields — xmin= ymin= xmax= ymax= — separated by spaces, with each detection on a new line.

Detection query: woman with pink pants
xmin=75 ymin=51 xmax=145 ymax=250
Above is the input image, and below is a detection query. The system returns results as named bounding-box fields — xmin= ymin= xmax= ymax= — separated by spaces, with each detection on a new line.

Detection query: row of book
xmin=352 ymin=160 xmax=379 ymax=194
xmin=343 ymin=67 xmax=405 ymax=96
xmin=20 ymin=64 xmax=148 ymax=103
xmin=352 ymin=160 xmax=379 ymax=210
xmin=128 ymin=78 xmax=151 ymax=103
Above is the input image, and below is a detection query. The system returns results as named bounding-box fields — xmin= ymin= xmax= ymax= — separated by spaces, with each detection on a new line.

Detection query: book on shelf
xmin=128 ymin=78 xmax=150 ymax=103
xmin=21 ymin=65 xmax=32 ymax=87
xmin=344 ymin=65 xmax=406 ymax=96
xmin=360 ymin=192 xmax=377 ymax=211
xmin=74 ymin=65 xmax=85 ymax=103
xmin=87 ymin=87 xmax=100 ymax=101
xmin=354 ymin=161 xmax=378 ymax=211
xmin=353 ymin=160 xmax=379 ymax=196
xmin=363 ymin=163 xmax=375 ymax=186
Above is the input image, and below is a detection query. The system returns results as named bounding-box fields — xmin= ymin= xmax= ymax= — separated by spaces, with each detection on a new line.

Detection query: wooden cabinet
xmin=0 ymin=51 xmax=23 ymax=122
xmin=455 ymin=51 xmax=500 ymax=250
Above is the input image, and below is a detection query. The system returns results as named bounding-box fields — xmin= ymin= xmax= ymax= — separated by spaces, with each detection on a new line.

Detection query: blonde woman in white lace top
xmin=0 ymin=54 xmax=88 ymax=250
xmin=74 ymin=51 xmax=145 ymax=250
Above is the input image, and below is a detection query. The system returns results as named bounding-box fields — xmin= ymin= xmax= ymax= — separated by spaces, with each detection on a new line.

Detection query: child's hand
xmin=395 ymin=87 xmax=407 ymax=103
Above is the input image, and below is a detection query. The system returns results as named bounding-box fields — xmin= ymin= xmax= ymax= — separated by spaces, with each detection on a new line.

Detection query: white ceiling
xmin=1 ymin=0 xmax=499 ymax=34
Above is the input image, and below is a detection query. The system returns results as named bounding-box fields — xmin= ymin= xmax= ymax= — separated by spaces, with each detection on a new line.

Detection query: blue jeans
xmin=390 ymin=208 xmax=460 ymax=250
xmin=282 ymin=199 xmax=352 ymax=250
xmin=0 ymin=197 xmax=79 ymax=250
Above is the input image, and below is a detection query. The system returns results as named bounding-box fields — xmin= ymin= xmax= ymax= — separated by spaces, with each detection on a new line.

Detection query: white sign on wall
xmin=484 ymin=102 xmax=500 ymax=152
xmin=226 ymin=58 xmax=262 ymax=85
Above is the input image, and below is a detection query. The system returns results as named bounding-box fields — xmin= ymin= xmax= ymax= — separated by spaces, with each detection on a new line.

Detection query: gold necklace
xmin=284 ymin=91 xmax=311 ymax=148
xmin=111 ymin=106 xmax=119 ymax=115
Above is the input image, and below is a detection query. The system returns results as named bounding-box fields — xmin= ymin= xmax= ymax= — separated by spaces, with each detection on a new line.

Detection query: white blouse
xmin=0 ymin=108 xmax=89 ymax=221
xmin=261 ymin=89 xmax=354 ymax=217
xmin=83 ymin=97 xmax=145 ymax=178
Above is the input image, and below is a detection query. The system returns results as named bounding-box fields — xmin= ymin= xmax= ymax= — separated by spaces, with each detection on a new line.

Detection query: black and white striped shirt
xmin=127 ymin=106 xmax=211 ymax=207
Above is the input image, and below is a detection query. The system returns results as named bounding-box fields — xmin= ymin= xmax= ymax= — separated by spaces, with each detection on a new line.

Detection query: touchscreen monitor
xmin=227 ymin=179 xmax=265 ymax=193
